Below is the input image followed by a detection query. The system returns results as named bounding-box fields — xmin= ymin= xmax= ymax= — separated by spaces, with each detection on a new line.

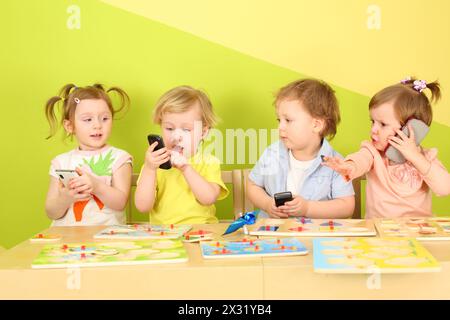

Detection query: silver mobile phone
xmin=55 ymin=169 xmax=79 ymax=188
xmin=385 ymin=118 xmax=429 ymax=164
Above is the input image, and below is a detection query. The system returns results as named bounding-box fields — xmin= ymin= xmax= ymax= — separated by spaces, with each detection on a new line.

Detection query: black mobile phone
xmin=274 ymin=191 xmax=293 ymax=207
xmin=147 ymin=134 xmax=172 ymax=170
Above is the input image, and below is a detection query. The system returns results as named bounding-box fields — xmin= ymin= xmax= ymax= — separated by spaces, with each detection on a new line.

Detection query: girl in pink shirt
xmin=323 ymin=77 xmax=450 ymax=218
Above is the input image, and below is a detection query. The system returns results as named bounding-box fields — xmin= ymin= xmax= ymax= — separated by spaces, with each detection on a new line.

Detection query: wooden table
xmin=262 ymin=239 xmax=450 ymax=299
xmin=0 ymin=224 xmax=449 ymax=299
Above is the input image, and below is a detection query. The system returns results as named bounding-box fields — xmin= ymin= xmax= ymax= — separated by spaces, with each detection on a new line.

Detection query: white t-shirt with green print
xmin=49 ymin=145 xmax=132 ymax=226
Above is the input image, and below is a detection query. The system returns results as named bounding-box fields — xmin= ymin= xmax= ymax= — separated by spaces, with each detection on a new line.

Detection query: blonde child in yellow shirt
xmin=135 ymin=86 xmax=229 ymax=224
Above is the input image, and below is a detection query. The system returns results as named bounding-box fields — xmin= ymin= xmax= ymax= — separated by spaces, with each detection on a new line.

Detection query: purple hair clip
xmin=413 ymin=79 xmax=427 ymax=93
xmin=400 ymin=76 xmax=411 ymax=84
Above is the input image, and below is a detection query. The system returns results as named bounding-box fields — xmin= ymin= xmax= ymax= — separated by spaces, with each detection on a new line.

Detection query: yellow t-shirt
xmin=140 ymin=153 xmax=229 ymax=224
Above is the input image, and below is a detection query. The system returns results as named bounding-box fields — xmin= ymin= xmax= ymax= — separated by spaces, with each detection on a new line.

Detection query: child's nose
xmin=371 ymin=124 xmax=378 ymax=134
xmin=93 ymin=119 xmax=102 ymax=128
xmin=171 ymin=129 xmax=183 ymax=142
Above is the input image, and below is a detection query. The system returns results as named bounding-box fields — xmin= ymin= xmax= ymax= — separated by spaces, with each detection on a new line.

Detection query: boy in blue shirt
xmin=247 ymin=79 xmax=355 ymax=219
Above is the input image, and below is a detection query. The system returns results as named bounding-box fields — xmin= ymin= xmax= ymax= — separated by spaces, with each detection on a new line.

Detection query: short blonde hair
xmin=275 ymin=79 xmax=341 ymax=140
xmin=153 ymin=86 xmax=217 ymax=127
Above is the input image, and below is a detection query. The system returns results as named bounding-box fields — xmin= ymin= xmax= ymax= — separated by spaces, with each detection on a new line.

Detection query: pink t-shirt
xmin=347 ymin=141 xmax=450 ymax=219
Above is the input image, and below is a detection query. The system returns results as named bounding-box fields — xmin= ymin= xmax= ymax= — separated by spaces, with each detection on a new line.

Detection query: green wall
xmin=1 ymin=0 xmax=449 ymax=248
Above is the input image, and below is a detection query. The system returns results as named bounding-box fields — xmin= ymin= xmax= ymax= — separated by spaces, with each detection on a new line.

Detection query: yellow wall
xmin=102 ymin=0 xmax=450 ymax=126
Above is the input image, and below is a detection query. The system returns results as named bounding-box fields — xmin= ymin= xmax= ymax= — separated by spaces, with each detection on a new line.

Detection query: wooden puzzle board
xmin=182 ymin=230 xmax=214 ymax=243
xmin=248 ymin=218 xmax=376 ymax=237
xmin=201 ymin=237 xmax=308 ymax=259
xmin=93 ymin=224 xmax=192 ymax=240
xmin=374 ymin=217 xmax=450 ymax=241
xmin=30 ymin=233 xmax=62 ymax=243
xmin=31 ymin=239 xmax=188 ymax=269
xmin=313 ymin=237 xmax=441 ymax=273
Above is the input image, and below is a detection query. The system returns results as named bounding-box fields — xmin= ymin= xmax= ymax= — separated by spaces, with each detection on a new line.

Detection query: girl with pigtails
xmin=44 ymin=84 xmax=133 ymax=225
xmin=323 ymin=77 xmax=450 ymax=218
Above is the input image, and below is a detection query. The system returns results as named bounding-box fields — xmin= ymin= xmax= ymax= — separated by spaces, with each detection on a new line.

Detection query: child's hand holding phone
xmin=67 ymin=167 xmax=98 ymax=196
xmin=264 ymin=198 xmax=289 ymax=218
xmin=55 ymin=169 xmax=78 ymax=188
xmin=386 ymin=119 xmax=429 ymax=164
xmin=146 ymin=134 xmax=172 ymax=170
xmin=277 ymin=194 xmax=309 ymax=217
xmin=55 ymin=169 xmax=91 ymax=201
xmin=263 ymin=192 xmax=294 ymax=218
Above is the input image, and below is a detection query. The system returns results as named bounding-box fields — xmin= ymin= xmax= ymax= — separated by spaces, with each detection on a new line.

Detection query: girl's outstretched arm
xmin=322 ymin=147 xmax=374 ymax=182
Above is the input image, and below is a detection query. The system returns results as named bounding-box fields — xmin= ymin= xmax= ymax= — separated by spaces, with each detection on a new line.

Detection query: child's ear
xmin=312 ymin=118 xmax=326 ymax=135
xmin=63 ymin=119 xmax=74 ymax=134
xmin=201 ymin=126 xmax=210 ymax=139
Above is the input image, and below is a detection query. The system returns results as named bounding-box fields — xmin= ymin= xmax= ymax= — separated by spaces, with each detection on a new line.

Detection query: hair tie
xmin=400 ymin=76 xmax=411 ymax=84
xmin=413 ymin=79 xmax=427 ymax=93
xmin=74 ymin=98 xmax=80 ymax=104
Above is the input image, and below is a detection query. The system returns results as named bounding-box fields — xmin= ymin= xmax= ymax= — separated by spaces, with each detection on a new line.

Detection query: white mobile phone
xmin=385 ymin=118 xmax=429 ymax=164
xmin=55 ymin=169 xmax=79 ymax=187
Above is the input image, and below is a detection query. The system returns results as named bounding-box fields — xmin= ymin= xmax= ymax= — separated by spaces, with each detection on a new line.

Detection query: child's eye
xmin=102 ymin=117 xmax=110 ymax=121
xmin=285 ymin=119 xmax=291 ymax=123
xmin=83 ymin=118 xmax=92 ymax=122
xmin=165 ymin=127 xmax=174 ymax=131
xmin=183 ymin=128 xmax=191 ymax=132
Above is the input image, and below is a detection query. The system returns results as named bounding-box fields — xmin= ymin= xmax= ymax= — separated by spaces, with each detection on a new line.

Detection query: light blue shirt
xmin=249 ymin=139 xmax=354 ymax=217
